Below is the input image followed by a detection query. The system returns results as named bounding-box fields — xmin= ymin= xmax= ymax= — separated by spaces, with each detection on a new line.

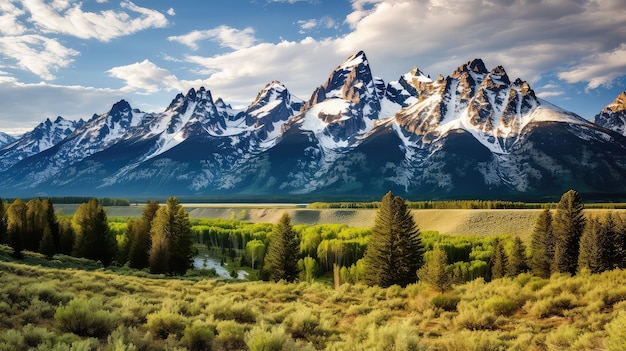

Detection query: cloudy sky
xmin=1 ymin=0 xmax=625 ymax=135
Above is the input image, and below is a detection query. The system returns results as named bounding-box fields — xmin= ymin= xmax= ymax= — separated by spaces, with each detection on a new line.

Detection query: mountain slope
xmin=593 ymin=92 xmax=626 ymax=136
xmin=0 ymin=117 xmax=81 ymax=172
xmin=0 ymin=53 xmax=625 ymax=200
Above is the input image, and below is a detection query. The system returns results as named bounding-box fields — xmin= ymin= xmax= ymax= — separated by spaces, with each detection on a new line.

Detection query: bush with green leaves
xmin=54 ymin=297 xmax=117 ymax=338
xmin=214 ymin=320 xmax=246 ymax=351
xmin=145 ymin=309 xmax=187 ymax=339
xmin=181 ymin=321 xmax=215 ymax=351
xmin=431 ymin=294 xmax=460 ymax=312
xmin=245 ymin=324 xmax=308 ymax=351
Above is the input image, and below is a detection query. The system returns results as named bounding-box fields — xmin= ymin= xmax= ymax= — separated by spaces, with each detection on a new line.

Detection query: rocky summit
xmin=1 ymin=51 xmax=626 ymax=201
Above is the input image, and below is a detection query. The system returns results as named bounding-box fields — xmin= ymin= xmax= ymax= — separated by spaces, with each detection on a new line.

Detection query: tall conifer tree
xmin=128 ymin=201 xmax=159 ymax=269
xmin=530 ymin=209 xmax=554 ymax=278
xmin=363 ymin=191 xmax=423 ymax=287
xmin=491 ymin=238 xmax=508 ymax=280
xmin=552 ymin=190 xmax=586 ymax=275
xmin=149 ymin=197 xmax=193 ymax=275
xmin=263 ymin=212 xmax=300 ymax=282
xmin=72 ymin=198 xmax=115 ymax=265
xmin=507 ymin=236 xmax=527 ymax=276
xmin=578 ymin=215 xmax=613 ymax=273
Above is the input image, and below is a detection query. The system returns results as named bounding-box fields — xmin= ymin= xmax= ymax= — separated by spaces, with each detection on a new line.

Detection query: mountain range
xmin=1 ymin=51 xmax=626 ymax=201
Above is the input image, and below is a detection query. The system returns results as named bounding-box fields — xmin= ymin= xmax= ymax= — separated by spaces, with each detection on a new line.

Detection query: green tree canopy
xmin=552 ymin=190 xmax=586 ymax=275
xmin=245 ymin=239 xmax=266 ymax=270
xmin=417 ymin=246 xmax=451 ymax=293
xmin=363 ymin=191 xmax=423 ymax=287
xmin=149 ymin=197 xmax=193 ymax=275
xmin=72 ymin=198 xmax=115 ymax=265
xmin=490 ymin=238 xmax=508 ymax=280
xmin=530 ymin=209 xmax=554 ymax=278
xmin=7 ymin=198 xmax=27 ymax=258
xmin=128 ymin=201 xmax=159 ymax=269
xmin=263 ymin=212 xmax=300 ymax=282
xmin=578 ymin=214 xmax=613 ymax=274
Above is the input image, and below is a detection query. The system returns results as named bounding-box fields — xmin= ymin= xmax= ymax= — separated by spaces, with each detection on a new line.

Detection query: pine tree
xmin=530 ymin=209 xmax=554 ymax=278
xmin=507 ymin=236 xmax=527 ymax=277
xmin=263 ymin=212 xmax=300 ymax=282
xmin=578 ymin=214 xmax=613 ymax=273
xmin=613 ymin=213 xmax=626 ymax=269
xmin=491 ymin=238 xmax=508 ymax=280
xmin=552 ymin=190 xmax=586 ymax=275
xmin=148 ymin=197 xmax=193 ymax=275
xmin=7 ymin=199 xmax=27 ymax=258
xmin=39 ymin=226 xmax=56 ymax=259
xmin=417 ymin=246 xmax=451 ymax=293
xmin=42 ymin=199 xmax=60 ymax=254
xmin=128 ymin=201 xmax=159 ymax=269
xmin=363 ymin=191 xmax=423 ymax=287
xmin=72 ymin=198 xmax=115 ymax=265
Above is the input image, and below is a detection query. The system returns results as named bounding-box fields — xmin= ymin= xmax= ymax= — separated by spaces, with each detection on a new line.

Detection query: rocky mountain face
xmin=594 ymin=92 xmax=626 ymax=136
xmin=0 ymin=116 xmax=82 ymax=172
xmin=1 ymin=52 xmax=625 ymax=200
xmin=0 ymin=132 xmax=16 ymax=149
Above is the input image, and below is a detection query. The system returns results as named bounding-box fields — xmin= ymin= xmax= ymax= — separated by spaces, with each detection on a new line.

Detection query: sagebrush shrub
xmin=145 ymin=310 xmax=187 ymax=339
xmin=54 ymin=298 xmax=116 ymax=338
xmin=431 ymin=294 xmax=460 ymax=312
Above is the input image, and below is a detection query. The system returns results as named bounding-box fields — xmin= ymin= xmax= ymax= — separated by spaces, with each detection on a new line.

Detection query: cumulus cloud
xmin=0 ymin=35 xmax=78 ymax=80
xmin=19 ymin=0 xmax=169 ymax=41
xmin=167 ymin=7 xmax=176 ymax=16
xmin=558 ymin=44 xmax=626 ymax=90
xmin=168 ymin=26 xmax=258 ymax=51
xmin=183 ymin=37 xmax=341 ymax=103
xmin=107 ymin=59 xmax=208 ymax=96
xmin=129 ymin=0 xmax=623 ymax=107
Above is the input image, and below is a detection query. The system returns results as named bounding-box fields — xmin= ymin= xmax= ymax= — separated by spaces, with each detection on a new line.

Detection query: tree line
xmin=0 ymin=197 xmax=194 ymax=275
xmin=261 ymin=189 xmax=626 ymax=291
xmin=3 ymin=189 xmax=623 ymax=290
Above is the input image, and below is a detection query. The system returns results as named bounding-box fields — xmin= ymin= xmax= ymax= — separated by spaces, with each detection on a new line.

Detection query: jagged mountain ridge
xmin=594 ymin=92 xmax=626 ymax=136
xmin=1 ymin=51 xmax=625 ymax=200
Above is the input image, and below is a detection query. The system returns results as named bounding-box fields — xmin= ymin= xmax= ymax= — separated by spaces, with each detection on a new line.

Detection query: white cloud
xmin=536 ymin=91 xmax=565 ymax=99
xmin=107 ymin=60 xmax=182 ymax=94
xmin=20 ymin=0 xmax=169 ymax=41
xmin=0 ymin=35 xmax=78 ymax=80
xmin=0 ymin=80 xmax=126 ymax=133
xmin=558 ymin=44 xmax=626 ymax=90
xmin=168 ymin=26 xmax=258 ymax=51
xmin=107 ymin=59 xmax=207 ymax=96
xmin=167 ymin=7 xmax=176 ymax=16
xmin=297 ymin=16 xmax=336 ymax=34
xmin=183 ymin=37 xmax=341 ymax=103
xmin=0 ymin=2 xmax=26 ymax=35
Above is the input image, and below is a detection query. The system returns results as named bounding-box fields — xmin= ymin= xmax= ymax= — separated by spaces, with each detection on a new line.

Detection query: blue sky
xmin=1 ymin=0 xmax=625 ymax=135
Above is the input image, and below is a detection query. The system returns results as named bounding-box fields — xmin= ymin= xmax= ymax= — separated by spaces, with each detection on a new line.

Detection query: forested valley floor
xmin=1 ymin=193 xmax=626 ymax=350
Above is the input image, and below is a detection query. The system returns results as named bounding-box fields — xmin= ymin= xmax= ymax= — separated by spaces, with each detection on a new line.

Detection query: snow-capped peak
xmin=593 ymin=91 xmax=626 ymax=136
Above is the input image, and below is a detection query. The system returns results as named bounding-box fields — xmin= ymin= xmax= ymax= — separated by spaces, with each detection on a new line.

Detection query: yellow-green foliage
xmin=2 ymin=257 xmax=626 ymax=350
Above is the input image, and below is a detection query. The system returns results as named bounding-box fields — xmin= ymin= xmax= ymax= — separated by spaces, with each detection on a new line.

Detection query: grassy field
xmin=1 ymin=247 xmax=626 ymax=350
